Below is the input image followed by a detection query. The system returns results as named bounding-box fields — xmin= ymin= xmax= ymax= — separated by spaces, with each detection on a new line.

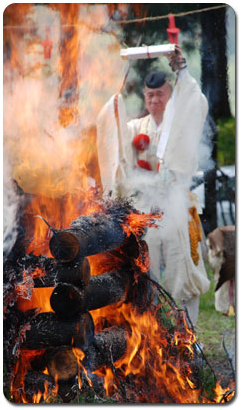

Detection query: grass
xmin=195 ymin=263 xmax=235 ymax=386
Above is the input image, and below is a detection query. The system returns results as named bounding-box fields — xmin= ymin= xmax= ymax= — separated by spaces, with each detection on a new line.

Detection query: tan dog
xmin=207 ymin=226 xmax=235 ymax=316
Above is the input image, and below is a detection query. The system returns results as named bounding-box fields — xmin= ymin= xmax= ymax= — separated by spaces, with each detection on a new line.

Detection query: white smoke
xmin=198 ymin=115 xmax=216 ymax=173
xmin=3 ymin=4 xmax=127 ymax=256
xmin=3 ymin=153 xmax=21 ymax=261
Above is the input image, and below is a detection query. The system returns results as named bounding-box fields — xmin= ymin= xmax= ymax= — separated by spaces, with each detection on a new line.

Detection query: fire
xmin=91 ymin=302 xmax=235 ymax=404
xmin=15 ymin=267 xmax=53 ymax=312
xmin=72 ymin=346 xmax=93 ymax=390
xmin=122 ymin=212 xmax=162 ymax=239
xmin=134 ymin=251 xmax=150 ymax=273
xmin=4 ymin=3 xmax=235 ymax=405
xmin=4 ymin=2 xmax=127 ymax=260
xmin=10 ymin=350 xmax=58 ymax=403
xmin=91 ymin=302 xmax=200 ymax=403
xmin=4 ymin=3 xmax=126 ymax=197
xmin=25 ymin=193 xmax=102 ymax=257
xmin=212 ymin=381 xmax=235 ymax=403
xmin=122 ymin=212 xmax=161 ymax=276
xmin=17 ymin=287 xmax=54 ymax=313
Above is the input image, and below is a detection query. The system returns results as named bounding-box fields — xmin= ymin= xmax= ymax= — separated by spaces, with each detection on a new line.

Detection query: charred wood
xmin=83 ymin=325 xmax=127 ymax=372
xmin=47 ymin=326 xmax=127 ymax=378
xmin=33 ymin=258 xmax=90 ymax=288
xmin=49 ymin=231 xmax=80 ymax=262
xmin=50 ymin=283 xmax=85 ymax=318
xmin=29 ymin=350 xmax=78 ymax=402
xmin=49 ymin=213 xmax=127 ymax=262
xmin=50 ymin=270 xmax=133 ymax=318
xmin=24 ymin=371 xmax=56 ymax=403
xmin=46 ymin=350 xmax=103 ymax=401
xmin=130 ymin=272 xmax=153 ymax=313
xmin=55 ymin=258 xmax=90 ymax=287
xmin=30 ymin=349 xmax=51 ymax=373
xmin=84 ymin=270 xmax=132 ymax=312
xmin=13 ymin=253 xmax=90 ymax=288
xmin=120 ymin=236 xmax=148 ymax=260
xmin=20 ymin=312 xmax=94 ymax=351
xmin=57 ymin=377 xmax=77 ymax=403
xmin=47 ymin=346 xmax=78 ymax=381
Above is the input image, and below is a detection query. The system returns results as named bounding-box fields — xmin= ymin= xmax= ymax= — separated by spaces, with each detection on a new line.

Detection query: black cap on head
xmin=144 ymin=71 xmax=166 ymax=89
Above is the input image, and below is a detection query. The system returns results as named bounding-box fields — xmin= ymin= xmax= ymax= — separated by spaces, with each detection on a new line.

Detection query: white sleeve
xmin=163 ymin=69 xmax=208 ymax=182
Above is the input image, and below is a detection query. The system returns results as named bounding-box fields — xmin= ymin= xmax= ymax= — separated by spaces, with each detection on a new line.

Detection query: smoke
xmin=3 ymin=4 xmax=128 ymax=255
xmin=3 ymin=4 xmax=215 ymax=259
xmin=198 ymin=114 xmax=216 ymax=173
xmin=3 ymin=153 xmax=21 ymax=261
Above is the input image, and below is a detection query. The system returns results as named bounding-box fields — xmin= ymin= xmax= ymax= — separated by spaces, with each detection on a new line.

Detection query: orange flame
xmin=122 ymin=212 xmax=162 ymax=239
xmin=72 ymin=346 xmax=94 ymax=390
xmin=212 ymin=381 xmax=235 ymax=403
xmin=10 ymin=349 xmax=58 ymax=403
xmin=91 ymin=302 xmax=235 ymax=403
xmin=17 ymin=287 xmax=54 ymax=313
xmin=4 ymin=3 xmax=235 ymax=404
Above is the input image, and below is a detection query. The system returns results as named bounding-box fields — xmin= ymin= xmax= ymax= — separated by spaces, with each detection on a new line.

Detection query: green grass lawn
xmin=196 ymin=263 xmax=235 ymax=386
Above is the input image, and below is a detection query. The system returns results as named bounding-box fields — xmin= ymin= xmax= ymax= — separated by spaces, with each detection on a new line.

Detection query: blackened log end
xmin=49 ymin=231 xmax=79 ymax=262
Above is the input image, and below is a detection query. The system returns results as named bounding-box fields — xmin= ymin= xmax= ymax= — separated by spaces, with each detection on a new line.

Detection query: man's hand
xmin=168 ymin=45 xmax=187 ymax=72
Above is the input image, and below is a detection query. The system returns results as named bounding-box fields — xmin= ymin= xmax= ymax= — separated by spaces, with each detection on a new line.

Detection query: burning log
xmin=50 ymin=270 xmax=133 ymax=318
xmin=47 ymin=346 xmax=78 ymax=381
xmin=49 ymin=213 xmax=127 ymax=262
xmin=84 ymin=270 xmax=132 ymax=311
xmin=46 ymin=349 xmax=105 ymax=401
xmin=84 ymin=325 xmax=127 ymax=372
xmin=29 ymin=349 xmax=77 ymax=402
xmin=24 ymin=371 xmax=56 ymax=403
xmin=20 ymin=312 xmax=94 ymax=351
xmin=120 ymin=235 xmax=148 ymax=260
xmin=33 ymin=258 xmax=90 ymax=288
xmin=47 ymin=326 xmax=127 ymax=379
xmin=57 ymin=377 xmax=78 ymax=403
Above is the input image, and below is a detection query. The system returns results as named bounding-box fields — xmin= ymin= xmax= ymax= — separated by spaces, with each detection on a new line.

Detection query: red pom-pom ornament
xmin=133 ymin=133 xmax=150 ymax=151
xmin=136 ymin=160 xmax=152 ymax=171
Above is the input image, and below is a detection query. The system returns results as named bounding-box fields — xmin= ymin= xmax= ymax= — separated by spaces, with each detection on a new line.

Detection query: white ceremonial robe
xmin=96 ymin=69 xmax=210 ymax=323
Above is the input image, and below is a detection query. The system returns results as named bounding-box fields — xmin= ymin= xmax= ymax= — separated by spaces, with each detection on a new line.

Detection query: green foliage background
xmin=217 ymin=117 xmax=235 ymax=166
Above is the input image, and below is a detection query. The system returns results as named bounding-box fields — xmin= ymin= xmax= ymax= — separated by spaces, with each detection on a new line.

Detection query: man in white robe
xmin=96 ymin=46 xmax=210 ymax=325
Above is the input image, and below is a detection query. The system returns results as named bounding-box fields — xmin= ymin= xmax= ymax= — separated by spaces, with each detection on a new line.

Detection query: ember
xmin=3 ymin=3 xmax=234 ymax=405
xmin=4 ymin=198 xmax=234 ymax=404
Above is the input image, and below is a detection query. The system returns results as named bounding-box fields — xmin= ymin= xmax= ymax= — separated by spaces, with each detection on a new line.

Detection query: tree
xmin=200 ymin=4 xmax=232 ymax=233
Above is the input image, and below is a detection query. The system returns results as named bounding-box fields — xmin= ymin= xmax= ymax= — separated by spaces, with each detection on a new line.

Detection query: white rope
xmin=3 ymin=4 xmax=228 ymax=30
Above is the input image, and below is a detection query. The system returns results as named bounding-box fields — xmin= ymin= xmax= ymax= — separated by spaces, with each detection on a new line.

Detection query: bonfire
xmin=3 ymin=4 xmax=234 ymax=404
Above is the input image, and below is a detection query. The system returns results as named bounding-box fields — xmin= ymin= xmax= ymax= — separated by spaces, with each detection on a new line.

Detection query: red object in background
xmin=166 ymin=14 xmax=180 ymax=45
xmin=136 ymin=160 xmax=152 ymax=171
xmin=41 ymin=27 xmax=53 ymax=59
xmin=133 ymin=134 xmax=150 ymax=151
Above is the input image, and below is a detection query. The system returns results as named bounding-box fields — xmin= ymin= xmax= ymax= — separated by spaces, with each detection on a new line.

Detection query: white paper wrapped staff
xmin=120 ymin=44 xmax=176 ymax=60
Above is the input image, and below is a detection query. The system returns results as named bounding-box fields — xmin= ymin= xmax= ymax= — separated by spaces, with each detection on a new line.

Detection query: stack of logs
xmin=15 ymin=210 xmax=151 ymax=402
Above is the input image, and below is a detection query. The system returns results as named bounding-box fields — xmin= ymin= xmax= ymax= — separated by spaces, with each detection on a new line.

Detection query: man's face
xmin=144 ymin=82 xmax=172 ymax=117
